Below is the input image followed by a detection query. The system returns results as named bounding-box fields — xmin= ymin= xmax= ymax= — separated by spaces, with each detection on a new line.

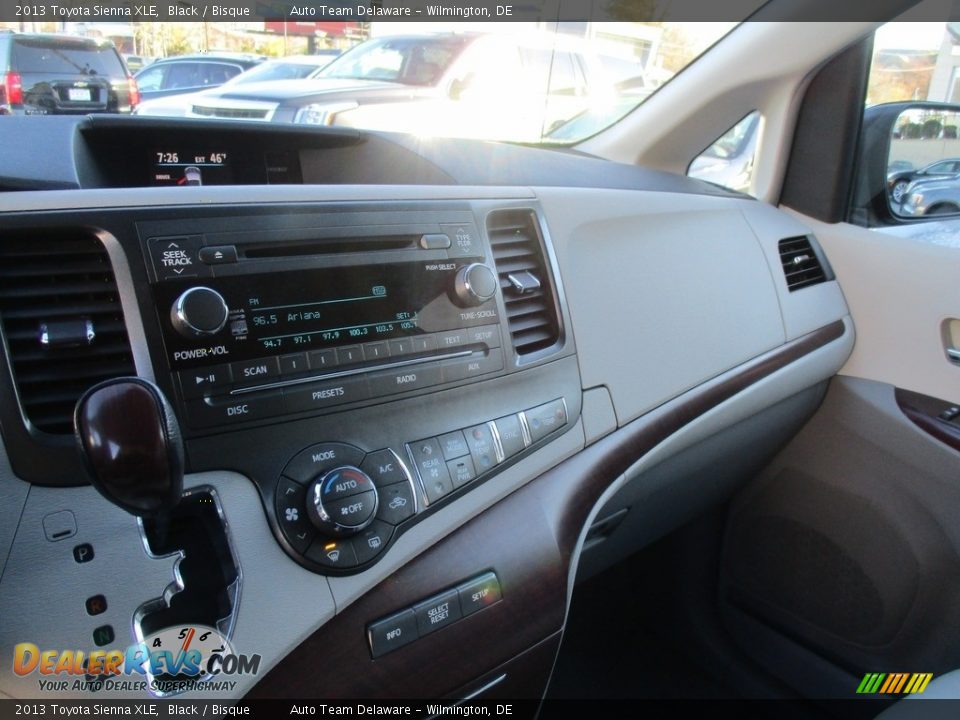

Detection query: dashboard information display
xmin=151 ymin=149 xmax=232 ymax=186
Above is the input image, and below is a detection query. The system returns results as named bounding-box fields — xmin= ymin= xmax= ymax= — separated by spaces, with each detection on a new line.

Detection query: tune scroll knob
xmin=306 ymin=466 xmax=379 ymax=537
xmin=170 ymin=287 xmax=229 ymax=338
xmin=453 ymin=263 xmax=498 ymax=307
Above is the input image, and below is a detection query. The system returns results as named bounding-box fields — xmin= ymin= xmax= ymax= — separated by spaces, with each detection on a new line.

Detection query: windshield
xmin=0 ymin=21 xmax=750 ymax=145
xmin=317 ymin=35 xmax=472 ymax=86
xmin=228 ymin=59 xmax=334 ymax=85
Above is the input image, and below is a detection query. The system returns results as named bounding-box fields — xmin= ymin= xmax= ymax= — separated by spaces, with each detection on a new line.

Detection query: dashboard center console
xmin=123 ymin=201 xmax=575 ymax=575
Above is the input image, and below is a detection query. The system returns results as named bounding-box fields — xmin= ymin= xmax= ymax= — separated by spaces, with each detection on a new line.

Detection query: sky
xmin=875 ymin=22 xmax=946 ymax=51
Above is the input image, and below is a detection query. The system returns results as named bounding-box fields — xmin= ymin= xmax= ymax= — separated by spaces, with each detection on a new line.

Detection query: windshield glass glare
xmin=1 ymin=20 xmax=750 ymax=144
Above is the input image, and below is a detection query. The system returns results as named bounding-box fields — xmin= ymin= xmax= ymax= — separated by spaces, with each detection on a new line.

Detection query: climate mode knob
xmin=171 ymin=287 xmax=229 ymax=338
xmin=453 ymin=263 xmax=498 ymax=307
xmin=306 ymin=466 xmax=378 ymax=537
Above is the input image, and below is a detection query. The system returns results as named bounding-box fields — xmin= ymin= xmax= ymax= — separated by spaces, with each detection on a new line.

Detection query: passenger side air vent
xmin=0 ymin=231 xmax=135 ymax=434
xmin=778 ymin=236 xmax=827 ymax=291
xmin=486 ymin=209 xmax=560 ymax=356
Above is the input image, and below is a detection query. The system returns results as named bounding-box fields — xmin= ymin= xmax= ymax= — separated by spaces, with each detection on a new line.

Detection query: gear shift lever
xmin=74 ymin=378 xmax=184 ymax=517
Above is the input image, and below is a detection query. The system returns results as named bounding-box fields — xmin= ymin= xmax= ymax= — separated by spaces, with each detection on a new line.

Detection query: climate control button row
xmin=274 ymin=443 xmax=417 ymax=572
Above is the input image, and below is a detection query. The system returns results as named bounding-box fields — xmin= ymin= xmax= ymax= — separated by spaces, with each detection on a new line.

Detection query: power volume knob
xmin=453 ymin=263 xmax=498 ymax=307
xmin=307 ymin=466 xmax=378 ymax=537
xmin=171 ymin=287 xmax=229 ymax=338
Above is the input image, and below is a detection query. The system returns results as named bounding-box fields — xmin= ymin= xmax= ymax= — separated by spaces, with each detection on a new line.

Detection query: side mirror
xmin=852 ymin=101 xmax=960 ymax=225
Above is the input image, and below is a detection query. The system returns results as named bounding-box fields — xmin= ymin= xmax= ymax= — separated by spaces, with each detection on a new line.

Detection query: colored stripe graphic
xmin=856 ymin=672 xmax=933 ymax=694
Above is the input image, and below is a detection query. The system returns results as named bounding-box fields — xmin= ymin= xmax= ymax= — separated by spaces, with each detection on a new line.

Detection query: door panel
xmin=721 ymin=374 xmax=960 ymax=697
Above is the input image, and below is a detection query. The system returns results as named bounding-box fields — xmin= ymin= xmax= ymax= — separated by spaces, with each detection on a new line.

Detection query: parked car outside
xmin=899 ymin=173 xmax=960 ymax=216
xmin=174 ymin=32 xmax=619 ymax=142
xmin=888 ymin=157 xmax=960 ymax=204
xmin=133 ymin=52 xmax=264 ymax=102
xmin=134 ymin=53 xmax=341 ymax=118
xmin=0 ymin=32 xmax=138 ymax=115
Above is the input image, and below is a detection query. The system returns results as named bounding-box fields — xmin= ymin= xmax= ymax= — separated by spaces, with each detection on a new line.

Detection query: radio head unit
xmin=139 ymin=210 xmax=514 ymax=433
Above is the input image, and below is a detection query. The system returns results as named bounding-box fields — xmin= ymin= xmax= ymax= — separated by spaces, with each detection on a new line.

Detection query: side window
xmin=687 ymin=111 xmax=760 ymax=195
xmin=135 ymin=65 xmax=166 ymax=93
xmin=200 ymin=63 xmax=240 ymax=86
xmin=165 ymin=63 xmax=202 ymax=90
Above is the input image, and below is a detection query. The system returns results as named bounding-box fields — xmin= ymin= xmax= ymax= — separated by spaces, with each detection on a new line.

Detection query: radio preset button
xmin=337 ymin=345 xmax=364 ymax=365
xmin=279 ymin=353 xmax=309 ymax=376
xmin=368 ymin=364 xmax=442 ymax=396
xmin=389 ymin=338 xmax=414 ymax=357
xmin=308 ymin=349 xmax=338 ymax=372
xmin=442 ymin=348 xmax=504 ymax=383
xmin=231 ymin=357 xmax=280 ymax=385
xmin=410 ymin=334 xmax=437 ymax=354
xmin=363 ymin=341 xmax=390 ymax=361
xmin=284 ymin=376 xmax=369 ymax=415
xmin=186 ymin=392 xmax=284 ymax=428
xmin=283 ymin=442 xmax=366 ymax=485
xmin=362 ymin=449 xmax=409 ymax=487
xmin=178 ymin=365 xmax=231 ymax=400
xmin=376 ymin=482 xmax=416 ymax=525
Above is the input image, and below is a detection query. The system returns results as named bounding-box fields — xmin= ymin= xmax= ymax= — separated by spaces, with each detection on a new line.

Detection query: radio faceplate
xmin=139 ymin=208 xmax=512 ymax=433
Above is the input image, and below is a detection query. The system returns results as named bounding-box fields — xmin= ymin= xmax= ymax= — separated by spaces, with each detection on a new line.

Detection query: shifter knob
xmin=74 ymin=378 xmax=184 ymax=517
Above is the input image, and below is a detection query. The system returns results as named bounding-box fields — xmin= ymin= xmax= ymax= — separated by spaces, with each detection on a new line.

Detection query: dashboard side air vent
xmin=486 ymin=209 xmax=561 ymax=356
xmin=778 ymin=235 xmax=828 ymax=291
xmin=0 ymin=231 xmax=136 ymax=434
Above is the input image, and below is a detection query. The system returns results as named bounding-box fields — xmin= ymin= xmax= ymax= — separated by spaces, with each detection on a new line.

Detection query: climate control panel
xmin=273 ymin=398 xmax=569 ymax=574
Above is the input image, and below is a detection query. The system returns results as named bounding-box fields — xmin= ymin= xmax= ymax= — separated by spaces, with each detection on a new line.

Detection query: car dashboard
xmin=0 ymin=116 xmax=854 ymax=701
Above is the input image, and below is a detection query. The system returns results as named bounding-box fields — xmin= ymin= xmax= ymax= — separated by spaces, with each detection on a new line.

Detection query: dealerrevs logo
xmin=13 ymin=625 xmax=261 ymax=694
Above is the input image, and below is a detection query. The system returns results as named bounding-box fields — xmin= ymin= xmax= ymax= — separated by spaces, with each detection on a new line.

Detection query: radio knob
xmin=171 ymin=287 xmax=229 ymax=338
xmin=454 ymin=263 xmax=498 ymax=307
xmin=306 ymin=466 xmax=378 ymax=537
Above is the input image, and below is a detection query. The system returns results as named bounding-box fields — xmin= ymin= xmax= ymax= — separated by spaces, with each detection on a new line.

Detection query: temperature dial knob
xmin=306 ymin=466 xmax=379 ymax=537
xmin=453 ymin=263 xmax=498 ymax=307
xmin=171 ymin=287 xmax=229 ymax=338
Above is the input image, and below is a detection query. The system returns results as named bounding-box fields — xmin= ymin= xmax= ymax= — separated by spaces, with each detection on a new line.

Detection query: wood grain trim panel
xmin=247 ymin=319 xmax=846 ymax=699
xmin=896 ymin=387 xmax=960 ymax=453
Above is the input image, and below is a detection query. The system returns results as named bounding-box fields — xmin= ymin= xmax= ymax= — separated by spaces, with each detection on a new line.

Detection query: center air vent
xmin=486 ymin=209 xmax=560 ymax=356
xmin=0 ymin=231 xmax=136 ymax=434
xmin=778 ymin=235 xmax=828 ymax=292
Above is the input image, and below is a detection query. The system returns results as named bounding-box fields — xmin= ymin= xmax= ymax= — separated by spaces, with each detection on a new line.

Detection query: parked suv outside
xmin=133 ymin=52 xmax=264 ymax=102
xmin=0 ymin=33 xmax=138 ymax=115
xmin=176 ymin=32 xmax=622 ymax=142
